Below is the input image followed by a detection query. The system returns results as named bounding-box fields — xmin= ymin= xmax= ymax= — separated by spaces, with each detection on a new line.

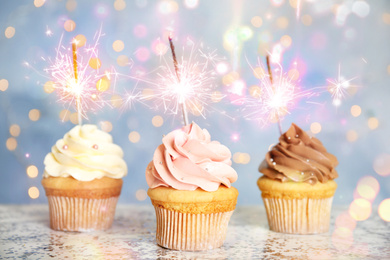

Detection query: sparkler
xmin=41 ymin=29 xmax=115 ymax=122
xmin=266 ymin=55 xmax=282 ymax=135
xmin=327 ymin=64 xmax=357 ymax=107
xmin=72 ymin=41 xmax=82 ymax=125
xmin=146 ymin=37 xmax=222 ymax=123
xmin=242 ymin=55 xmax=315 ymax=131
xmin=168 ymin=35 xmax=189 ymax=126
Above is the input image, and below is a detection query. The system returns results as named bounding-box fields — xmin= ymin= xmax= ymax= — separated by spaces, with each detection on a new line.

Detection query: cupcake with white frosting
xmin=41 ymin=124 xmax=127 ymax=232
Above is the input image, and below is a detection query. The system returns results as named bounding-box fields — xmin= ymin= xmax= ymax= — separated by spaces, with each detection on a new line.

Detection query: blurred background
xmin=0 ymin=0 xmax=389 ymax=222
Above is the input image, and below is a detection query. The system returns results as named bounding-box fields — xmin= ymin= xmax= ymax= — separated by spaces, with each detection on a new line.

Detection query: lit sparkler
xmin=327 ymin=64 xmax=357 ymax=107
xmin=151 ymin=36 xmax=223 ymax=124
xmin=242 ymin=55 xmax=315 ymax=132
xmin=42 ymin=30 xmax=115 ymax=121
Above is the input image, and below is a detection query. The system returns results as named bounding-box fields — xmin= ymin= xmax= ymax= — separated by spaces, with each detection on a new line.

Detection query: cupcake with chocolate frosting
xmin=257 ymin=123 xmax=338 ymax=234
xmin=146 ymin=122 xmax=238 ymax=251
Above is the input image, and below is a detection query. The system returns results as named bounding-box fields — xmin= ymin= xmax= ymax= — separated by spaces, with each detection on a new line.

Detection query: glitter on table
xmin=0 ymin=205 xmax=389 ymax=259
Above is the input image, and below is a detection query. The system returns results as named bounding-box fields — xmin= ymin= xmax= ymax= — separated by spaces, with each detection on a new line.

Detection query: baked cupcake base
xmin=148 ymin=186 xmax=238 ymax=251
xmin=42 ymin=176 xmax=123 ymax=232
xmin=257 ymin=176 xmax=337 ymax=234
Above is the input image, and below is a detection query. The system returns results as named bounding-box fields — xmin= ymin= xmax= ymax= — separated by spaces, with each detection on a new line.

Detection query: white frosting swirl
xmin=43 ymin=124 xmax=127 ymax=181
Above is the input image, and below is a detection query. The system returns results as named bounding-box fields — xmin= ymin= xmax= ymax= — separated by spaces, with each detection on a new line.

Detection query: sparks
xmin=327 ymin=64 xmax=357 ymax=107
xmin=45 ymin=26 xmax=53 ymax=37
xmin=242 ymin=56 xmax=315 ymax=127
xmin=150 ymin=37 xmax=224 ymax=121
xmin=43 ymin=29 xmax=115 ymax=120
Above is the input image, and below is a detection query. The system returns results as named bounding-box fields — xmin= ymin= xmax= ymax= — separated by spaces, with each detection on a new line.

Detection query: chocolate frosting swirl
xmin=259 ymin=123 xmax=338 ymax=185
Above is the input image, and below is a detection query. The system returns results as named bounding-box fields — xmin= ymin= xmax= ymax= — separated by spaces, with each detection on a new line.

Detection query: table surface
xmin=0 ymin=204 xmax=389 ymax=259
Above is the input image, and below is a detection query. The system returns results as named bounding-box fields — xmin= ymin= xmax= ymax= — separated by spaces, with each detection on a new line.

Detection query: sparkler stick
xmin=266 ymin=55 xmax=282 ymax=135
xmin=72 ymin=41 xmax=82 ymax=125
xmin=168 ymin=35 xmax=189 ymax=126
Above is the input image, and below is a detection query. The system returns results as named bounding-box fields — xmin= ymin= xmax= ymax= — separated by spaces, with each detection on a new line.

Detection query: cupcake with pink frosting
xmin=146 ymin=122 xmax=238 ymax=251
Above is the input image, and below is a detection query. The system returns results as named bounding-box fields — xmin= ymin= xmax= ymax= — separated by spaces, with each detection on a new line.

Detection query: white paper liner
xmin=263 ymin=197 xmax=334 ymax=234
xmin=47 ymin=196 xmax=119 ymax=232
xmin=154 ymin=207 xmax=234 ymax=251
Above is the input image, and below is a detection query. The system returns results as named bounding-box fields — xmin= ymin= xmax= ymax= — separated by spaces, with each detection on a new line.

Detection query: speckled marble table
xmin=0 ymin=205 xmax=389 ymax=259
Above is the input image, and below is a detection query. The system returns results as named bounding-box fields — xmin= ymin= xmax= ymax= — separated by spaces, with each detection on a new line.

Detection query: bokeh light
xmin=383 ymin=13 xmax=390 ymax=25
xmin=378 ymin=199 xmax=390 ymax=222
xmin=89 ymin=57 xmax=102 ymax=70
xmin=350 ymin=105 xmax=361 ymax=117
xmin=271 ymin=0 xmax=284 ymax=7
xmin=74 ymin=34 xmax=87 ymax=47
xmin=158 ymin=0 xmax=179 ymax=14
xmin=117 ymin=55 xmax=129 ymax=66
xmin=9 ymin=124 xmax=20 ymax=137
xmin=114 ymin=0 xmax=126 ymax=11
xmin=70 ymin=112 xmax=80 ymax=124
xmin=346 ymin=130 xmax=358 ymax=142
xmin=211 ymin=91 xmax=223 ymax=103
xmin=135 ymin=189 xmax=148 ymax=201
xmin=216 ymin=62 xmax=229 ymax=75
xmin=251 ymin=16 xmax=263 ymax=27
xmin=43 ymin=81 xmax=55 ymax=93
xmin=59 ymin=109 xmax=70 ymax=121
xmin=34 ymin=0 xmax=45 ymax=8
xmin=280 ymin=35 xmax=292 ymax=48
xmin=152 ymin=40 xmax=167 ymax=55
xmin=310 ymin=122 xmax=321 ymax=134
xmin=96 ymin=76 xmax=110 ymax=92
xmin=352 ymin=1 xmax=370 ymax=18
xmin=184 ymin=0 xmax=199 ymax=9
xmin=5 ymin=27 xmax=15 ymax=39
xmin=152 ymin=115 xmax=164 ymax=127
xmin=233 ymin=152 xmax=251 ymax=164
xmin=113 ymin=40 xmax=124 ymax=52
xmin=356 ymin=176 xmax=380 ymax=201
xmin=66 ymin=0 xmax=77 ymax=12
xmin=0 ymin=79 xmax=9 ymax=91
xmin=276 ymin=17 xmax=289 ymax=29
xmin=349 ymin=198 xmax=371 ymax=221
xmin=249 ymin=85 xmax=262 ymax=98
xmin=26 ymin=165 xmax=39 ymax=178
xmin=128 ymin=131 xmax=140 ymax=143
xmin=373 ymin=153 xmax=390 ymax=176
xmin=367 ymin=117 xmax=379 ymax=130
xmin=6 ymin=137 xmax=17 ymax=151
xmin=28 ymin=186 xmax=40 ymax=199
xmin=301 ymin=14 xmax=312 ymax=26
xmin=110 ymin=95 xmax=123 ymax=108
xmin=287 ymin=68 xmax=299 ymax=81
xmin=64 ymin=20 xmax=76 ymax=32
xmin=135 ymin=47 xmax=150 ymax=62
xmin=95 ymin=3 xmax=109 ymax=18
xmin=100 ymin=121 xmax=113 ymax=132
xmin=134 ymin=24 xmax=148 ymax=38
xmin=28 ymin=109 xmax=41 ymax=121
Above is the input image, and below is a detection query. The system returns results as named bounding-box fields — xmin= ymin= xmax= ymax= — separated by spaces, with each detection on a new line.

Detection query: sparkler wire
xmin=266 ymin=55 xmax=283 ymax=135
xmin=72 ymin=42 xmax=82 ymax=125
xmin=168 ymin=36 xmax=189 ymax=126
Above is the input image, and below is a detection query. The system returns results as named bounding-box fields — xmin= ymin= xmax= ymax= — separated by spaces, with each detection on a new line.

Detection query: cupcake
xmin=146 ymin=122 xmax=238 ymax=251
xmin=257 ymin=123 xmax=338 ymax=234
xmin=41 ymin=124 xmax=127 ymax=231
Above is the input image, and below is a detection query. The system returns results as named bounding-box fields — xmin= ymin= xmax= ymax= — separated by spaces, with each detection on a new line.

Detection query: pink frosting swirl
xmin=145 ymin=123 xmax=238 ymax=192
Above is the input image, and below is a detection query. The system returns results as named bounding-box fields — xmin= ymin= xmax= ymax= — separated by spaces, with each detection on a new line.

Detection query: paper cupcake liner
xmin=154 ymin=207 xmax=234 ymax=251
xmin=47 ymin=196 xmax=119 ymax=232
xmin=263 ymin=197 xmax=334 ymax=234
